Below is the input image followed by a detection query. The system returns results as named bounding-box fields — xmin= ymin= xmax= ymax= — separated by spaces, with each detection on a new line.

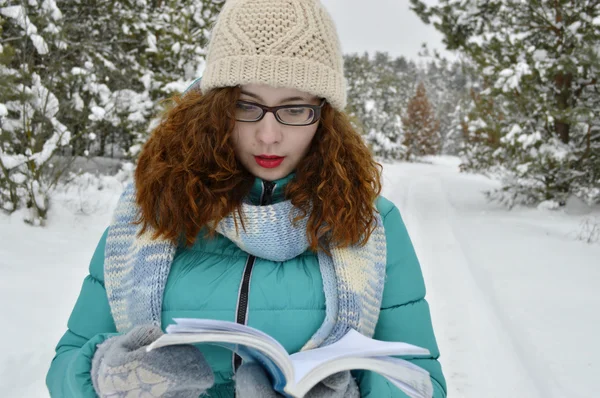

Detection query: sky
xmin=320 ymin=0 xmax=454 ymax=61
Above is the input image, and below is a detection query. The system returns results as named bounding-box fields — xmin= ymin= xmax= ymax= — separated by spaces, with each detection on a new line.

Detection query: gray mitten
xmin=91 ymin=325 xmax=214 ymax=398
xmin=235 ymin=362 xmax=360 ymax=398
xmin=303 ymin=371 xmax=360 ymax=398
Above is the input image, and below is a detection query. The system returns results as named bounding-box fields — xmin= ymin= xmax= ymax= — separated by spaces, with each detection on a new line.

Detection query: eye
xmin=282 ymin=107 xmax=308 ymax=115
xmin=236 ymin=102 xmax=257 ymax=111
xmin=235 ymin=101 xmax=263 ymax=121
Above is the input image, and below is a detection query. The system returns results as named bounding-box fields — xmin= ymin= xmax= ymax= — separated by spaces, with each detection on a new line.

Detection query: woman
xmin=46 ymin=0 xmax=447 ymax=397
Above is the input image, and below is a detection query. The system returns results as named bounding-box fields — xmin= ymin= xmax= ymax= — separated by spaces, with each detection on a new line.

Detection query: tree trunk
xmin=554 ymin=71 xmax=572 ymax=144
xmin=99 ymin=130 xmax=106 ymax=157
xmin=555 ymin=120 xmax=570 ymax=144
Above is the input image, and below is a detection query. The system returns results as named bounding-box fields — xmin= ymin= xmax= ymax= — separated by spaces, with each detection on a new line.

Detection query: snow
xmin=532 ymin=49 xmax=548 ymax=62
xmin=381 ymin=159 xmax=600 ymax=397
xmin=140 ymin=73 xmax=153 ymax=90
xmin=367 ymin=129 xmax=404 ymax=155
xmin=43 ymin=22 xmax=60 ymax=34
xmin=0 ymin=5 xmax=49 ymax=54
xmin=538 ymin=140 xmax=571 ymax=162
xmin=506 ymin=124 xmax=522 ymax=137
xmin=29 ymin=127 xmax=71 ymax=167
xmin=72 ymin=92 xmax=84 ymax=111
xmin=482 ymin=66 xmax=495 ymax=76
xmin=89 ymin=106 xmax=106 ymax=121
xmin=70 ymin=67 xmax=86 ymax=76
xmin=568 ymin=21 xmax=582 ymax=34
xmin=495 ymin=62 xmax=532 ymax=92
xmin=41 ymin=0 xmax=62 ymax=21
xmin=0 ymin=6 xmax=28 ymax=25
xmin=537 ymin=200 xmax=560 ymax=211
xmin=1 ymin=158 xmax=599 ymax=397
xmin=162 ymin=80 xmax=192 ymax=93
xmin=32 ymin=74 xmax=59 ymax=118
xmin=147 ymin=33 xmax=158 ymax=52
xmin=0 ymin=153 xmax=27 ymax=169
xmin=517 ymin=131 xmax=541 ymax=148
xmin=30 ymin=34 xmax=49 ymax=55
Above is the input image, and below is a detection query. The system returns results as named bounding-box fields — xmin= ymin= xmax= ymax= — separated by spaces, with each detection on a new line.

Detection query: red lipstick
xmin=255 ymin=155 xmax=284 ymax=168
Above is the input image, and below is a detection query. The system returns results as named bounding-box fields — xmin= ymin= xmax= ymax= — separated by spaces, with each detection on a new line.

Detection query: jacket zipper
xmin=233 ymin=180 xmax=276 ymax=373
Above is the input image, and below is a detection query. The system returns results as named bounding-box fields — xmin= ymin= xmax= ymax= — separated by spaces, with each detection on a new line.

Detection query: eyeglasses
xmin=234 ymin=99 xmax=326 ymax=126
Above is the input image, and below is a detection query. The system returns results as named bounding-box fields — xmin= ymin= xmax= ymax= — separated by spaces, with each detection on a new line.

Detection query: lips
xmin=254 ymin=155 xmax=284 ymax=168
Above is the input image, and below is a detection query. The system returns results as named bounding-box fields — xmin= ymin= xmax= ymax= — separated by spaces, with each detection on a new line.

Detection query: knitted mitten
xmin=235 ymin=362 xmax=360 ymax=398
xmin=91 ymin=325 xmax=214 ymax=398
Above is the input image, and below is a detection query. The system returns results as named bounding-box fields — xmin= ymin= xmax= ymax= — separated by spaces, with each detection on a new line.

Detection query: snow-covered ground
xmin=1 ymin=157 xmax=599 ymax=397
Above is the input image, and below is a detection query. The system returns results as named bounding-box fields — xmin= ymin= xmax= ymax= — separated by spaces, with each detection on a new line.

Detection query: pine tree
xmin=411 ymin=0 xmax=600 ymax=205
xmin=344 ymin=52 xmax=375 ymax=134
xmin=344 ymin=51 xmax=470 ymax=159
xmin=402 ymin=82 xmax=441 ymax=160
xmin=0 ymin=0 xmax=225 ymax=224
xmin=344 ymin=51 xmax=421 ymax=159
xmin=421 ymin=58 xmax=470 ymax=155
xmin=57 ymin=0 xmax=224 ymax=158
xmin=0 ymin=0 xmax=74 ymax=224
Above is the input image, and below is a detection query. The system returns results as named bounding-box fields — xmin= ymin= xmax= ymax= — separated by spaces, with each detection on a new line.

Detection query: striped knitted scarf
xmin=104 ymin=182 xmax=387 ymax=350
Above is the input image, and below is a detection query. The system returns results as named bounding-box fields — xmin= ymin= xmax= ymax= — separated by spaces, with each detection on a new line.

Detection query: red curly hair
xmin=134 ymin=86 xmax=382 ymax=252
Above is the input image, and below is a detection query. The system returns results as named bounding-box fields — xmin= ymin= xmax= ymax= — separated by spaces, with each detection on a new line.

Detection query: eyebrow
xmin=240 ymin=90 xmax=310 ymax=103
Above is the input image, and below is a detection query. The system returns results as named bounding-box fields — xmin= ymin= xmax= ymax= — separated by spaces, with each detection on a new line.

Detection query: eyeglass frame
xmin=234 ymin=98 xmax=327 ymax=126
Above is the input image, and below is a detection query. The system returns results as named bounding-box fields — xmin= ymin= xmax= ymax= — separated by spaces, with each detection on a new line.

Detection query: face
xmin=232 ymin=83 xmax=321 ymax=181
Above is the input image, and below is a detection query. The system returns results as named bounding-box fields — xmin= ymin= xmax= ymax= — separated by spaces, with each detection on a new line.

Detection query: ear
xmin=183 ymin=76 xmax=202 ymax=95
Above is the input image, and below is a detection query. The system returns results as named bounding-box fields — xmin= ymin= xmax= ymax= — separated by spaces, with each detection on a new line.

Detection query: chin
xmin=246 ymin=164 xmax=287 ymax=181
xmin=253 ymin=168 xmax=288 ymax=181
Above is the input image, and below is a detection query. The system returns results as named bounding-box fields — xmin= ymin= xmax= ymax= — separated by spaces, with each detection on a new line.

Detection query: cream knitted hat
xmin=200 ymin=0 xmax=347 ymax=111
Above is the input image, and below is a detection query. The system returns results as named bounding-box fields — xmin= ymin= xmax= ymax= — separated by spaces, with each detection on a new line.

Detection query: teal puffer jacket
xmin=46 ymin=173 xmax=447 ymax=397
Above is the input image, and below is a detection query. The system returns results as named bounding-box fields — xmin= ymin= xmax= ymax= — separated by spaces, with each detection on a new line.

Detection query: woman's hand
xmin=91 ymin=325 xmax=214 ymax=398
xmin=235 ymin=362 xmax=359 ymax=398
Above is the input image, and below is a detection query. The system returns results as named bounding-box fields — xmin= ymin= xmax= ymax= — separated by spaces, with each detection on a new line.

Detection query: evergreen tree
xmin=344 ymin=51 xmax=420 ymax=159
xmin=411 ymin=0 xmax=600 ymax=205
xmin=0 ymin=0 xmax=224 ymax=224
xmin=0 ymin=0 xmax=73 ymax=224
xmin=402 ymin=82 xmax=441 ymax=160
xmin=344 ymin=51 xmax=470 ymax=159
xmin=57 ymin=0 xmax=224 ymax=158
xmin=421 ymin=58 xmax=469 ymax=154
xmin=344 ymin=52 xmax=375 ymax=134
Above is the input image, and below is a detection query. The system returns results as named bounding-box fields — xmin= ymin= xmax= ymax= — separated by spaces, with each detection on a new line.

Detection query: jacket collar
xmin=247 ymin=172 xmax=296 ymax=205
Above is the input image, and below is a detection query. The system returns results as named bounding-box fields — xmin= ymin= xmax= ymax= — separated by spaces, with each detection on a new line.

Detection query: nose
xmin=255 ymin=112 xmax=282 ymax=145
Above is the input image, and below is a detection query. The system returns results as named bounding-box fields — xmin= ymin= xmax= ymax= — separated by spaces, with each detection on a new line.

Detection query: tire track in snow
xmin=388 ymin=173 xmax=543 ymax=398
xmin=438 ymin=173 xmax=579 ymax=398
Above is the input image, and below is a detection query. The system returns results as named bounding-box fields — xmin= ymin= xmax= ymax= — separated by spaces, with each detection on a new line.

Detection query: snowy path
xmin=382 ymin=159 xmax=600 ymax=398
xmin=393 ymin=175 xmax=541 ymax=397
xmin=1 ymin=158 xmax=599 ymax=397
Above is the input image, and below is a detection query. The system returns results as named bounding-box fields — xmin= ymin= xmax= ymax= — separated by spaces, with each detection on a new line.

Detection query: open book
xmin=147 ymin=318 xmax=433 ymax=398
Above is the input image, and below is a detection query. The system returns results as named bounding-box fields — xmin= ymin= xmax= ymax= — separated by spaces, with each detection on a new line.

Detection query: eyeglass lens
xmin=235 ymin=102 xmax=316 ymax=125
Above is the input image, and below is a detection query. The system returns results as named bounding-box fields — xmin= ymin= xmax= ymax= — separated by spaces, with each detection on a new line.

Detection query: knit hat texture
xmin=200 ymin=0 xmax=347 ymax=111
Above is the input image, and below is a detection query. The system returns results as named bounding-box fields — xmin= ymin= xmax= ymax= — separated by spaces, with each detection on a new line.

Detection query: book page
xmin=147 ymin=330 xmax=294 ymax=384
xmin=168 ymin=318 xmax=289 ymax=358
xmin=387 ymin=378 xmax=431 ymax=398
xmin=151 ymin=319 xmax=296 ymax=393
xmin=366 ymin=356 xmax=433 ymax=398
xmin=171 ymin=318 xmax=283 ymax=344
xmin=289 ymin=328 xmax=430 ymax=382
xmin=289 ymin=356 xmax=433 ymax=398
